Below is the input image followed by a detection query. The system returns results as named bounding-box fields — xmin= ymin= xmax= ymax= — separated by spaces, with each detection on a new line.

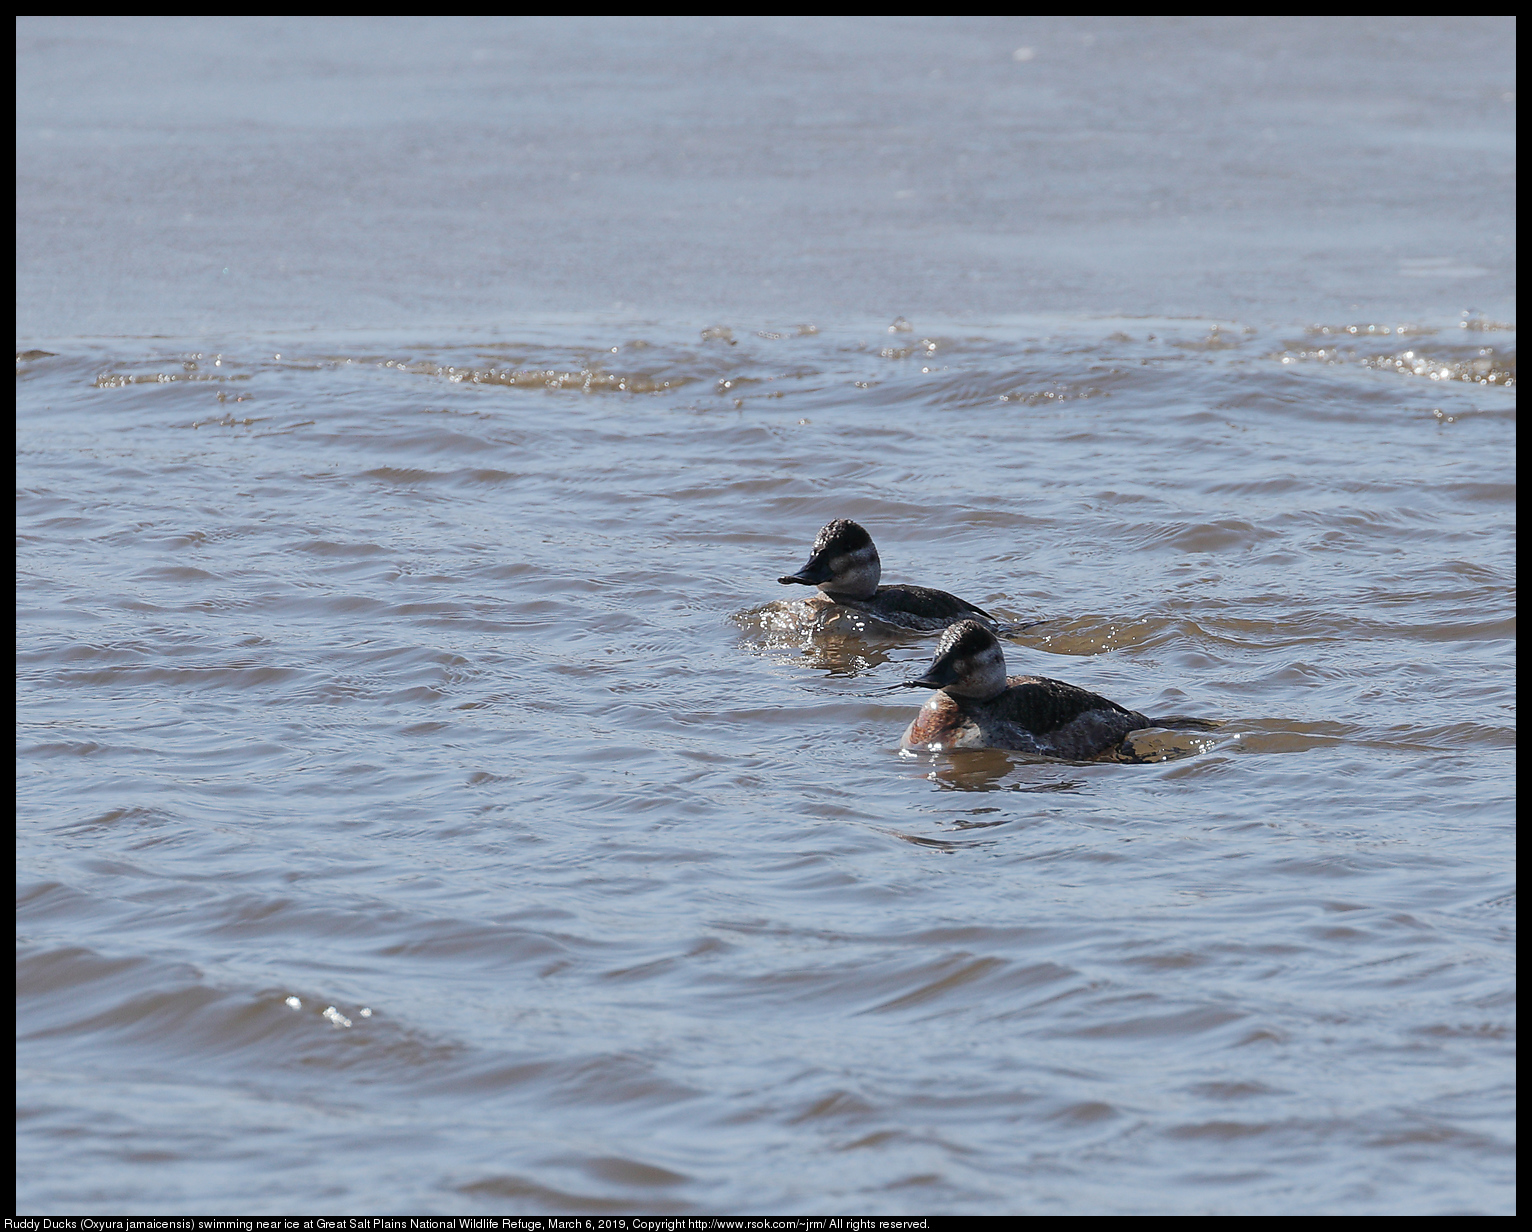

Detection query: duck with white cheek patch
xmin=778 ymin=519 xmax=996 ymax=634
xmin=898 ymin=620 xmax=1215 ymax=760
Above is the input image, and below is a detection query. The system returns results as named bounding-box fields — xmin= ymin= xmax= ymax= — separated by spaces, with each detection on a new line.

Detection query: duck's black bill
xmin=778 ymin=560 xmax=831 ymax=586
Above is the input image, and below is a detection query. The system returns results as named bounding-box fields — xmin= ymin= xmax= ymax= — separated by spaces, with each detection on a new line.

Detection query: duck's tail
xmin=992 ymin=618 xmax=1051 ymax=637
xmin=1145 ymin=715 xmax=1220 ymax=731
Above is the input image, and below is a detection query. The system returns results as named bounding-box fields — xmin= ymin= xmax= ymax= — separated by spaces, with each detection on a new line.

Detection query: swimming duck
xmin=898 ymin=620 xmax=1204 ymax=759
xmin=778 ymin=519 xmax=995 ymax=633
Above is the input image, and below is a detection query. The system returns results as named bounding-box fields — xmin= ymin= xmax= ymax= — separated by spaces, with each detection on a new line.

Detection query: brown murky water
xmin=16 ymin=17 xmax=1515 ymax=1217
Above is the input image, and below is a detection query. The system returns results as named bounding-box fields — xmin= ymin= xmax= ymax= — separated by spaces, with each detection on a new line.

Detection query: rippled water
xmin=17 ymin=314 xmax=1515 ymax=1213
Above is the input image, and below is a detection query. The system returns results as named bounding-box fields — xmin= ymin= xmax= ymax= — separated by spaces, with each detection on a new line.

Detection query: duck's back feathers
xmin=863 ymin=584 xmax=993 ymax=623
xmin=988 ymin=675 xmax=1142 ymax=736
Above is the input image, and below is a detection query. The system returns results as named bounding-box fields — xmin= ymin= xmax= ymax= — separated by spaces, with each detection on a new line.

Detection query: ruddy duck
xmin=778 ymin=519 xmax=994 ymax=633
xmin=898 ymin=620 xmax=1210 ymax=760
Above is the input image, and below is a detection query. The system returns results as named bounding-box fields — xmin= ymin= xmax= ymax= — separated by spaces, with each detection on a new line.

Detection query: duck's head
xmin=899 ymin=619 xmax=1009 ymax=700
xmin=778 ymin=519 xmax=881 ymax=600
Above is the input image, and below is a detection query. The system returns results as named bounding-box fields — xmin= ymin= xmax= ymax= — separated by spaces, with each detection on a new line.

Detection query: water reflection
xmin=735 ymin=601 xmax=915 ymax=678
xmin=905 ymin=748 xmax=1085 ymax=791
xmin=878 ymin=827 xmax=998 ymax=852
xmin=802 ymin=643 xmax=895 ymax=678
xmin=903 ymin=727 xmax=1218 ymax=783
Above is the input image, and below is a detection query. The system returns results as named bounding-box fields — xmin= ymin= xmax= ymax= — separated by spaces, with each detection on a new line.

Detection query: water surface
xmin=17 ymin=317 xmax=1515 ymax=1213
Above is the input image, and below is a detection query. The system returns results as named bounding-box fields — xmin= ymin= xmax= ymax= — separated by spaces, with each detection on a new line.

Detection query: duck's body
xmin=901 ymin=672 xmax=1153 ymax=759
xmin=899 ymin=620 xmax=1193 ymax=760
xmin=779 ymin=520 xmax=994 ymax=634
xmin=799 ymin=583 xmax=992 ymax=634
